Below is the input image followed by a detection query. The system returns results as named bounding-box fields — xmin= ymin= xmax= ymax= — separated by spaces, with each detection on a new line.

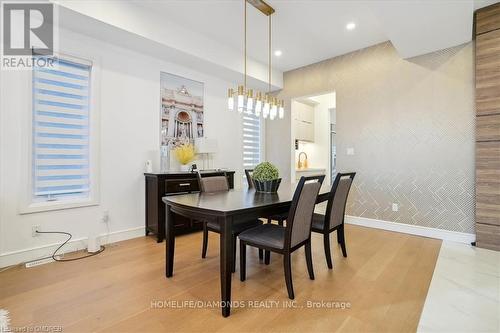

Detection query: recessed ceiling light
xmin=274 ymin=50 xmax=282 ymax=57
xmin=346 ymin=22 xmax=356 ymax=31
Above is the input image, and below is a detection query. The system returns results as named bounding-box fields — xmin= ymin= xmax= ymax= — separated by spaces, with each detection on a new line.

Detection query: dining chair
xmin=311 ymin=172 xmax=355 ymax=269
xmin=245 ymin=169 xmax=287 ymax=227
xmin=198 ymin=172 xmax=262 ymax=272
xmin=238 ymin=175 xmax=325 ymax=299
xmin=245 ymin=168 xmax=288 ymax=264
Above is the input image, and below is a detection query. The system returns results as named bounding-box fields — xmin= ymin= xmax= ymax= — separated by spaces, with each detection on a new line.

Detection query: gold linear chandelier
xmin=227 ymin=0 xmax=284 ymax=120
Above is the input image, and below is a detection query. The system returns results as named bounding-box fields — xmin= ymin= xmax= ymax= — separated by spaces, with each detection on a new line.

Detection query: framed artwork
xmin=160 ymin=72 xmax=204 ymax=148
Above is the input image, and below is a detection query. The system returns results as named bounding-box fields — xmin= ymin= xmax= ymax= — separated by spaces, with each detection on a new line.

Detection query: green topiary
xmin=253 ymin=162 xmax=280 ymax=181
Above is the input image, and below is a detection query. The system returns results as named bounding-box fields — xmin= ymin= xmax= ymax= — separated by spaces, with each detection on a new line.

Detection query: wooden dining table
xmin=162 ymin=182 xmax=331 ymax=317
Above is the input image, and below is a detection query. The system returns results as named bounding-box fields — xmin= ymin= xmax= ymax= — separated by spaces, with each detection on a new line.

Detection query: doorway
xmin=290 ymin=92 xmax=336 ymax=185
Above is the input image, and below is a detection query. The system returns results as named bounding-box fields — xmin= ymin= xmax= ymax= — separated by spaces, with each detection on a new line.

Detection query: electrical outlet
xmin=347 ymin=148 xmax=355 ymax=155
xmin=32 ymin=225 xmax=41 ymax=237
xmin=102 ymin=210 xmax=109 ymax=223
xmin=392 ymin=203 xmax=399 ymax=212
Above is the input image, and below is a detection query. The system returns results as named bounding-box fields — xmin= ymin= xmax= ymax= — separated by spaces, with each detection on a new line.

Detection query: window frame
xmin=19 ymin=52 xmax=101 ymax=214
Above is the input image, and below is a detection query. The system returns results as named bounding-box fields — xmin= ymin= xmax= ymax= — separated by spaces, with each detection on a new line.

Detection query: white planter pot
xmin=180 ymin=164 xmax=190 ymax=172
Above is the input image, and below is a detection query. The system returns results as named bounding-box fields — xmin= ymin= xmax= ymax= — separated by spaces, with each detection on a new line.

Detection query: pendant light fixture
xmin=227 ymin=0 xmax=284 ymax=120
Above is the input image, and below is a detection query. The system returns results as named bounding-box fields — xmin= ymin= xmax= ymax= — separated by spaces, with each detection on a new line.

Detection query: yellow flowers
xmin=174 ymin=144 xmax=195 ymax=165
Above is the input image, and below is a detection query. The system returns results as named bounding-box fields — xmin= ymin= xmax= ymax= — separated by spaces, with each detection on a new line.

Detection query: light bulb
xmin=278 ymin=104 xmax=284 ymax=119
xmin=263 ymin=101 xmax=270 ymax=119
xmin=246 ymin=90 xmax=253 ymax=114
xmin=236 ymin=85 xmax=245 ymax=113
xmin=227 ymin=89 xmax=234 ymax=111
xmin=246 ymin=97 xmax=253 ymax=113
xmin=255 ymin=99 xmax=262 ymax=116
xmin=237 ymin=94 xmax=244 ymax=113
xmin=270 ymin=104 xmax=277 ymax=120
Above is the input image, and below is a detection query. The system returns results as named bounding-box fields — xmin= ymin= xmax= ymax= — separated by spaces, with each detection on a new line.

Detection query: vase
xmin=253 ymin=178 xmax=281 ymax=193
xmin=160 ymin=146 xmax=170 ymax=172
xmin=180 ymin=164 xmax=190 ymax=172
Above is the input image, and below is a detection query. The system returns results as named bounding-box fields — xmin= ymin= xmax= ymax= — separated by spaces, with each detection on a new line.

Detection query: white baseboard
xmin=345 ymin=215 xmax=475 ymax=244
xmin=1 ymin=216 xmax=475 ymax=268
xmin=0 ymin=226 xmax=145 ymax=268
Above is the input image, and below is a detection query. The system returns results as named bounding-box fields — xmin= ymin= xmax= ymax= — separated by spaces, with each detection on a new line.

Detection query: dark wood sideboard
xmin=144 ymin=171 xmax=235 ymax=242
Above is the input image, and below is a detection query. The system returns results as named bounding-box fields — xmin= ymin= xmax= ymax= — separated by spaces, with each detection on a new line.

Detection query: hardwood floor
xmin=0 ymin=225 xmax=441 ymax=332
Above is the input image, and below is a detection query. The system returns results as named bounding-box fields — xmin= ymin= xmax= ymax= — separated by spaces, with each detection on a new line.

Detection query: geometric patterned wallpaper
xmin=275 ymin=41 xmax=475 ymax=233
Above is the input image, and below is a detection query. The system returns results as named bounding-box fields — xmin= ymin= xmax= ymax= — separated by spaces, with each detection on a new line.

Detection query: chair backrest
xmin=244 ymin=169 xmax=254 ymax=189
xmin=324 ymin=172 xmax=355 ymax=230
xmin=285 ymin=175 xmax=325 ymax=248
xmin=197 ymin=172 xmax=229 ymax=193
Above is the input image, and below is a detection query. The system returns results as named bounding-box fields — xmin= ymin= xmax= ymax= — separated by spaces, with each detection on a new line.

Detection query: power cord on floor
xmin=36 ymin=231 xmax=105 ymax=262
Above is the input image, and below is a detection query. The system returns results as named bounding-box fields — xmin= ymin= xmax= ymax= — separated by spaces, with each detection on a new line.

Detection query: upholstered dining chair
xmin=245 ymin=169 xmax=288 ymax=227
xmin=245 ymin=168 xmax=288 ymax=264
xmin=198 ymin=172 xmax=262 ymax=272
xmin=311 ymin=172 xmax=355 ymax=269
xmin=238 ymin=175 xmax=325 ymax=299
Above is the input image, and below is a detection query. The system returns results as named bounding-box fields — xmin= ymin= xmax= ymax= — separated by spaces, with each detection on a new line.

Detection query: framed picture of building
xmin=160 ymin=72 xmax=204 ymax=148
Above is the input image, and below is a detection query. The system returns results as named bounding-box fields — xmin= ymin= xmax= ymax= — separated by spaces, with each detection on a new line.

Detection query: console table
xmin=144 ymin=170 xmax=235 ymax=242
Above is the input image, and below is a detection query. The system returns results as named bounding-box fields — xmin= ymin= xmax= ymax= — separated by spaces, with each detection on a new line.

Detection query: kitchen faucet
xmin=298 ymin=151 xmax=308 ymax=169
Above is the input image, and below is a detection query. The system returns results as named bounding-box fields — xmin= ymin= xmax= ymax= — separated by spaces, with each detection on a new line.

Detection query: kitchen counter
xmin=295 ymin=168 xmax=326 ymax=181
xmin=296 ymin=168 xmax=326 ymax=172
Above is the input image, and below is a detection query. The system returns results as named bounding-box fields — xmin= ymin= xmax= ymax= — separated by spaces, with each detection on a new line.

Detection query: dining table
xmin=162 ymin=182 xmax=331 ymax=317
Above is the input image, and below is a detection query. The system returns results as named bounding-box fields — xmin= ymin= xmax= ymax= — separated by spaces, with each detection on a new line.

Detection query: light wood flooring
xmin=0 ymin=224 xmax=441 ymax=332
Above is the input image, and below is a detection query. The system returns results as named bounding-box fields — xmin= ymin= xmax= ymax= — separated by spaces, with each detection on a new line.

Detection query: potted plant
xmin=252 ymin=162 xmax=281 ymax=193
xmin=173 ymin=143 xmax=195 ymax=171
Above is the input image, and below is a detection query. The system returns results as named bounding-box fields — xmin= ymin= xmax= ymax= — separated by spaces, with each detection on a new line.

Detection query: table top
xmin=163 ymin=182 xmax=331 ymax=213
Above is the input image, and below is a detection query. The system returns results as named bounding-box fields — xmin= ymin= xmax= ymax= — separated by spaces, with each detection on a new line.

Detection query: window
xmin=32 ymin=56 xmax=92 ymax=203
xmin=242 ymin=113 xmax=261 ymax=170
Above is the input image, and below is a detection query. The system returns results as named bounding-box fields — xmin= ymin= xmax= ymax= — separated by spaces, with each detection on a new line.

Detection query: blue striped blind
xmin=32 ymin=57 xmax=92 ymax=201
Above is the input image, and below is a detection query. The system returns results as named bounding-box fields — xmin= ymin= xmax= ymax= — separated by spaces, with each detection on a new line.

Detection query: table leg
xmin=165 ymin=204 xmax=175 ymax=278
xmin=219 ymin=215 xmax=233 ymax=317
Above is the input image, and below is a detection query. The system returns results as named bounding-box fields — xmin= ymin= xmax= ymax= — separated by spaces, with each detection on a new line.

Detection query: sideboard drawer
xmin=165 ymin=178 xmax=199 ymax=194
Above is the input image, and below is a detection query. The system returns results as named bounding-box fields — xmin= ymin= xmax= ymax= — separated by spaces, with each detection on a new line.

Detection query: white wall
xmin=0 ymin=27 xmax=246 ymax=267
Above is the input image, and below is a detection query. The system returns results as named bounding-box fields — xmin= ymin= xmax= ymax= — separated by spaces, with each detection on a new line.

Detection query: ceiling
xmin=136 ymin=0 xmax=498 ymax=72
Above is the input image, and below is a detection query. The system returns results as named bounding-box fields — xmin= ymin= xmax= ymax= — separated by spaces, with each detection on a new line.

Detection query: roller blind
xmin=32 ymin=56 xmax=92 ymax=201
xmin=242 ymin=113 xmax=261 ymax=169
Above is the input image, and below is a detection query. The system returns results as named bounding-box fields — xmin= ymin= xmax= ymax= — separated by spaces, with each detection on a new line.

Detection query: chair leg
xmin=201 ymin=223 xmax=208 ymax=258
xmin=267 ymin=217 xmax=272 ymax=224
xmin=258 ymin=248 xmax=263 ymax=261
xmin=232 ymin=236 xmax=237 ymax=273
xmin=265 ymin=251 xmax=270 ymax=265
xmin=339 ymin=225 xmax=347 ymax=257
xmin=323 ymin=233 xmax=333 ymax=269
xmin=240 ymin=241 xmax=246 ymax=281
xmin=278 ymin=218 xmax=284 ymax=226
xmin=305 ymin=239 xmax=315 ymax=280
xmin=283 ymin=253 xmax=294 ymax=299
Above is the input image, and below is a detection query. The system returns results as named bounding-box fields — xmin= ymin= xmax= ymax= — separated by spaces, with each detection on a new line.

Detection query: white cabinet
xmin=295 ymin=120 xmax=314 ymax=142
xmin=298 ymin=107 xmax=314 ymax=123
xmin=293 ymin=102 xmax=315 ymax=142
